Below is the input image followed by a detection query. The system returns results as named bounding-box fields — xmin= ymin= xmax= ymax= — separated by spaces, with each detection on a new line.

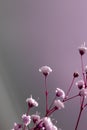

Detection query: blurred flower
xmin=31 ymin=114 xmax=40 ymax=124
xmin=85 ymin=65 xmax=87 ymax=74
xmin=26 ymin=95 xmax=38 ymax=108
xmin=39 ymin=66 xmax=52 ymax=76
xmin=73 ymin=72 xmax=79 ymax=78
xmin=55 ymin=88 xmax=65 ymax=99
xmin=78 ymin=42 xmax=87 ymax=55
xmin=54 ymin=100 xmax=64 ymax=109
xmin=11 ymin=123 xmax=22 ymax=130
xmin=42 ymin=117 xmax=58 ymax=130
xmin=22 ymin=114 xmax=31 ymax=126
xmin=76 ymin=80 xmax=85 ymax=89
xmin=79 ymin=88 xmax=87 ymax=98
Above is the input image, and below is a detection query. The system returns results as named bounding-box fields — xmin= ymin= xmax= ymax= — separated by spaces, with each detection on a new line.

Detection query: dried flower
xmin=42 ymin=117 xmax=58 ymax=130
xmin=76 ymin=80 xmax=85 ymax=89
xmin=22 ymin=114 xmax=31 ymax=126
xmin=31 ymin=114 xmax=40 ymax=124
xmin=39 ymin=66 xmax=52 ymax=76
xmin=78 ymin=42 xmax=87 ymax=55
xmin=26 ymin=95 xmax=38 ymax=108
xmin=11 ymin=43 xmax=87 ymax=130
xmin=11 ymin=123 xmax=22 ymax=130
xmin=55 ymin=88 xmax=65 ymax=99
xmin=54 ymin=100 xmax=64 ymax=109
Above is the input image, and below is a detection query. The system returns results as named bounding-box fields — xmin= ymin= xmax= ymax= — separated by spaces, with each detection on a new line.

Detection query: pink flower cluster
xmin=11 ymin=43 xmax=87 ymax=130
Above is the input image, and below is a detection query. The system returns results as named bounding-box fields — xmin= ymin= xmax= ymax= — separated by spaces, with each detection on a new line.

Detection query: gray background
xmin=1 ymin=0 xmax=87 ymax=130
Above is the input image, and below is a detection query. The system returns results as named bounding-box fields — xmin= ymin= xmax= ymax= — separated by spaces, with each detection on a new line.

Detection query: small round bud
xmin=76 ymin=80 xmax=85 ymax=89
xmin=73 ymin=72 xmax=79 ymax=78
xmin=78 ymin=42 xmax=87 ymax=55
xmin=55 ymin=88 xmax=65 ymax=99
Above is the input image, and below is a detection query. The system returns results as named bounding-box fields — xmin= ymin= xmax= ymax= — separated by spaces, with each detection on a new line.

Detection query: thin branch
xmin=65 ymin=77 xmax=75 ymax=98
xmin=75 ymin=96 xmax=84 ymax=130
xmin=63 ymin=94 xmax=79 ymax=102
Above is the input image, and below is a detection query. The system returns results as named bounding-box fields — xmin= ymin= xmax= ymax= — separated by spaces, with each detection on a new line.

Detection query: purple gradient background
xmin=1 ymin=0 xmax=87 ymax=130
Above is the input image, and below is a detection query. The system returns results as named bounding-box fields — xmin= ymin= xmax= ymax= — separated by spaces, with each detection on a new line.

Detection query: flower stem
xmin=65 ymin=77 xmax=75 ymax=98
xmin=63 ymin=94 xmax=79 ymax=102
xmin=23 ymin=125 xmax=26 ymax=130
xmin=75 ymin=96 xmax=84 ymax=130
xmin=46 ymin=107 xmax=57 ymax=116
xmin=49 ymin=96 xmax=56 ymax=110
xmin=75 ymin=109 xmax=83 ymax=130
xmin=26 ymin=106 xmax=30 ymax=116
xmin=45 ymin=76 xmax=48 ymax=115
xmin=81 ymin=55 xmax=85 ymax=83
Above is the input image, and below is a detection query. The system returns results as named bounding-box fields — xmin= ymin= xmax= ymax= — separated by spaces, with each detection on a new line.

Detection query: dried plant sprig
xmin=11 ymin=43 xmax=87 ymax=130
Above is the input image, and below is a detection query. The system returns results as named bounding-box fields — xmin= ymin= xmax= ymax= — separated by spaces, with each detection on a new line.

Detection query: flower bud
xmin=42 ymin=117 xmax=58 ymax=130
xmin=55 ymin=88 xmax=65 ymax=99
xmin=76 ymin=80 xmax=85 ymax=89
xmin=26 ymin=95 xmax=38 ymax=108
xmin=78 ymin=42 xmax=87 ymax=55
xmin=31 ymin=114 xmax=40 ymax=124
xmin=54 ymin=100 xmax=64 ymax=109
xmin=39 ymin=66 xmax=52 ymax=76
xmin=73 ymin=72 xmax=79 ymax=78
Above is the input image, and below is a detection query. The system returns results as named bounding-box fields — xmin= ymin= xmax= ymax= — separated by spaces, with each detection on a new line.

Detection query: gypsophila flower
xmin=55 ymin=88 xmax=65 ymax=99
xmin=26 ymin=95 xmax=38 ymax=108
xmin=79 ymin=88 xmax=87 ymax=98
xmin=31 ymin=114 xmax=40 ymax=124
xmin=12 ymin=43 xmax=87 ymax=130
xmin=76 ymin=80 xmax=85 ymax=89
xmin=39 ymin=66 xmax=52 ymax=76
xmin=42 ymin=117 xmax=58 ymax=130
xmin=54 ymin=100 xmax=64 ymax=109
xmin=78 ymin=42 xmax=87 ymax=55
xmin=11 ymin=123 xmax=22 ymax=130
xmin=22 ymin=114 xmax=31 ymax=126
xmin=52 ymin=125 xmax=58 ymax=130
